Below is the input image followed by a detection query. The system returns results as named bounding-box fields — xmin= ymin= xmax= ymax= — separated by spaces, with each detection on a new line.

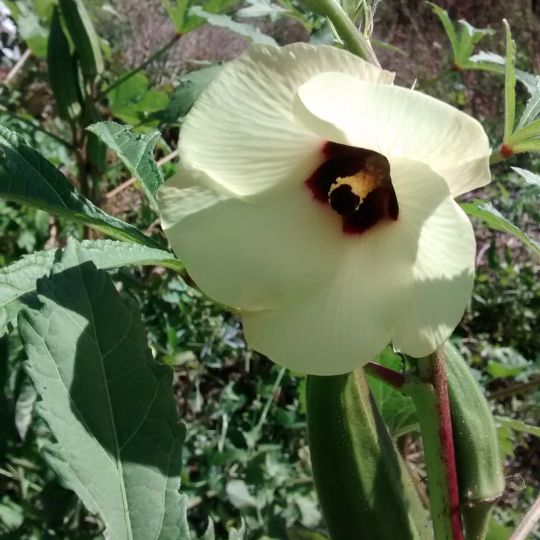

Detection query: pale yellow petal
xmin=294 ymin=72 xmax=491 ymax=197
xmin=180 ymin=44 xmax=393 ymax=197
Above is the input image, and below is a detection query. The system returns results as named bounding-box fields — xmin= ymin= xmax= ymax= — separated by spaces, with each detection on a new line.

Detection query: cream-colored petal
xmin=180 ymin=44 xmax=393 ymax=198
xmin=294 ymin=72 xmax=491 ymax=197
xmin=158 ymin=169 xmax=346 ymax=311
xmin=391 ymin=200 xmax=476 ymax=358
xmin=243 ymin=158 xmax=452 ymax=375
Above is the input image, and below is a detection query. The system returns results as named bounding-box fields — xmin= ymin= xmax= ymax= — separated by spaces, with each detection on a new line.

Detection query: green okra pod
xmin=307 ymin=370 xmax=432 ymax=540
xmin=59 ymin=0 xmax=104 ymax=81
xmin=444 ymin=342 xmax=505 ymax=540
xmin=47 ymin=7 xmax=82 ymax=122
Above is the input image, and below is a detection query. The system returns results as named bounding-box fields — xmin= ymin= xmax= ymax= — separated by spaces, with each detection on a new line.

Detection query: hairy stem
xmin=301 ymin=0 xmax=379 ymax=65
xmin=405 ymin=351 xmax=464 ymax=540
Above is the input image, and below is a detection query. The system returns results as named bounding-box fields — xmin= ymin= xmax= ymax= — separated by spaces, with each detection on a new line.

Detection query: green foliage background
xmin=0 ymin=0 xmax=538 ymax=539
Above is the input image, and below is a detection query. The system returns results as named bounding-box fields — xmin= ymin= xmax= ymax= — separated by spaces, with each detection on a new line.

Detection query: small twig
xmin=364 ymin=361 xmax=405 ymax=388
xmin=105 ymin=148 xmax=180 ymax=199
xmin=254 ymin=367 xmax=286 ymax=434
xmin=510 ymin=494 xmax=540 ymax=540
xmin=301 ymin=0 xmax=379 ymax=66
xmin=488 ymin=378 xmax=540 ymax=401
xmin=99 ymin=33 xmax=181 ymax=97
xmin=4 ymin=48 xmax=31 ymax=85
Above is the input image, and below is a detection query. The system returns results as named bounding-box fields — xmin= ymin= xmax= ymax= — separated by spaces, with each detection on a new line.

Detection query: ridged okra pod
xmin=307 ymin=370 xmax=432 ymax=540
xmin=47 ymin=7 xmax=82 ymax=122
xmin=59 ymin=0 xmax=104 ymax=81
xmin=444 ymin=342 xmax=504 ymax=540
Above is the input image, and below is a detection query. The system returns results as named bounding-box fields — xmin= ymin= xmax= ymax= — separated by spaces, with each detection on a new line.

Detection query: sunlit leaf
xmin=87 ymin=122 xmax=163 ymax=210
xmin=0 ymin=238 xmax=182 ymax=335
xmin=18 ymin=241 xmax=186 ymax=540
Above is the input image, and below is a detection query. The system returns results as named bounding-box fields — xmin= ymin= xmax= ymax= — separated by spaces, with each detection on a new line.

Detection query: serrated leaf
xmin=0 ymin=238 xmax=182 ymax=335
xmin=461 ymin=200 xmax=540 ymax=258
xmin=161 ymin=0 xmax=189 ymax=32
xmin=428 ymin=3 xmax=459 ymax=58
xmin=18 ymin=241 xmax=186 ymax=540
xmin=455 ymin=19 xmax=493 ymax=63
xmin=510 ymin=166 xmax=540 ymax=187
xmin=87 ymin=122 xmax=163 ymax=210
xmin=190 ymin=7 xmax=277 ymax=45
xmin=494 ymin=416 xmax=540 ymax=438
xmin=0 ymin=126 xmax=161 ymax=248
xmin=517 ymin=77 xmax=540 ymax=128
xmin=467 ymin=52 xmax=539 ymax=94
xmin=503 ymin=20 xmax=516 ymax=142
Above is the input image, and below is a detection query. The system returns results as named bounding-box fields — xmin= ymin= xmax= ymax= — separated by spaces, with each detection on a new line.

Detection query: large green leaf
xmin=462 ymin=200 xmax=540 ymax=258
xmin=0 ymin=238 xmax=183 ymax=335
xmin=18 ymin=241 xmax=186 ymax=540
xmin=0 ymin=126 xmax=160 ymax=248
xmin=108 ymin=72 xmax=169 ymax=126
xmin=87 ymin=122 xmax=163 ymax=210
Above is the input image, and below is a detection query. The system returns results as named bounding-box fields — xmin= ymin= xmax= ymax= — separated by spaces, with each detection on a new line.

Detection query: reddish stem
xmin=429 ymin=352 xmax=464 ymax=540
xmin=364 ymin=361 xmax=405 ymax=388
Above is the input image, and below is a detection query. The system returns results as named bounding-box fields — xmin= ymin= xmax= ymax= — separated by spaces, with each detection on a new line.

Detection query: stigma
xmin=327 ymin=155 xmax=391 ymax=216
xmin=305 ymin=143 xmax=398 ymax=236
xmin=328 ymin=171 xmax=380 ymax=215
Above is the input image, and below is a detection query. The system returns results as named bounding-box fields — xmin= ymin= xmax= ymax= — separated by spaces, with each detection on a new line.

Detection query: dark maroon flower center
xmin=306 ymin=142 xmax=399 ymax=235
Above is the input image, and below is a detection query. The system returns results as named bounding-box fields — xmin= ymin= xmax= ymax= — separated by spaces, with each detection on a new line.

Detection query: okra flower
xmin=158 ymin=44 xmax=490 ymax=375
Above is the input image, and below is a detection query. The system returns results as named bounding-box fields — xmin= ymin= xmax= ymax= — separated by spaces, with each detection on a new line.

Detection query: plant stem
xmin=301 ymin=0 xmax=379 ymax=65
xmin=100 ymin=33 xmax=181 ymax=97
xmin=488 ymin=377 xmax=540 ymax=401
xmin=404 ymin=350 xmax=464 ymax=540
xmin=364 ymin=361 xmax=405 ymax=388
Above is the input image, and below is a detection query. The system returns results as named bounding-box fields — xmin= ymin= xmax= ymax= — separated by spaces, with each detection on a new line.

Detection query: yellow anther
xmin=329 ymin=171 xmax=380 ymax=203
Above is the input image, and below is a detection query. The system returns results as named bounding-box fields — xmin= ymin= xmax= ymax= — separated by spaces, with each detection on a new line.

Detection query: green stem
xmin=100 ymin=33 xmax=181 ymax=97
xmin=301 ymin=0 xmax=379 ymax=65
xmin=404 ymin=351 xmax=464 ymax=540
xmin=489 ymin=149 xmax=506 ymax=165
